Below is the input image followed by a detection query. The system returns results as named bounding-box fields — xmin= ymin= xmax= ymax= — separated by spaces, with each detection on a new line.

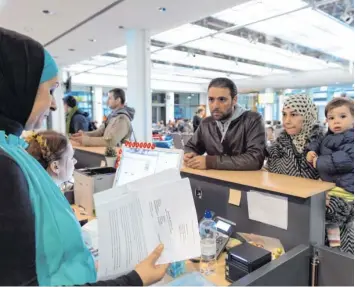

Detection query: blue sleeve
xmin=73 ymin=115 xmax=89 ymax=133
xmin=307 ymin=138 xmax=322 ymax=153
xmin=317 ymin=150 xmax=353 ymax=175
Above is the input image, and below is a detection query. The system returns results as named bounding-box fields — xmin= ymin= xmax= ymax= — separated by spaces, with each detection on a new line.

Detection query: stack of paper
xmin=93 ymin=169 xmax=201 ymax=280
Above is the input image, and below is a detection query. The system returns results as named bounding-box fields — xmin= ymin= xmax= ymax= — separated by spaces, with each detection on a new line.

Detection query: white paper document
xmin=247 ymin=191 xmax=288 ymax=230
xmin=113 ymin=148 xmax=183 ymax=187
xmin=94 ymin=174 xmax=200 ymax=280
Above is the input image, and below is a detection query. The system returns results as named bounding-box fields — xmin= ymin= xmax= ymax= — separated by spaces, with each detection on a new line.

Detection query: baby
xmin=307 ymin=97 xmax=354 ymax=194
xmin=25 ymin=130 xmax=77 ymax=186
xmin=307 ymin=97 xmax=354 ymax=250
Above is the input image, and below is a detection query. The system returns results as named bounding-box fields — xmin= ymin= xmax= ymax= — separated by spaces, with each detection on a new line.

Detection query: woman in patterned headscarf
xmin=266 ymin=94 xmax=323 ymax=179
xmin=267 ymin=94 xmax=354 ymax=255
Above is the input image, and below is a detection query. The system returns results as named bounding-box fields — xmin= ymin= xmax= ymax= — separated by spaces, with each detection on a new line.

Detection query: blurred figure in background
xmin=63 ymin=96 xmax=90 ymax=135
xmin=193 ymin=108 xmax=205 ymax=132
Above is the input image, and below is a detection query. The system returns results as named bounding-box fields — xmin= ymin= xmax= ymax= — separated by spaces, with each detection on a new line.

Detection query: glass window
xmin=174 ymin=93 xmax=200 ymax=120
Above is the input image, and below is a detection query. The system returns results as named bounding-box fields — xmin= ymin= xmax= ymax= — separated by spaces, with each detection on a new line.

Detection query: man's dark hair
xmin=208 ymin=77 xmax=238 ymax=98
xmin=325 ymin=97 xmax=354 ymax=117
xmin=109 ymin=88 xmax=126 ymax=104
xmin=63 ymin=95 xmax=77 ymax=108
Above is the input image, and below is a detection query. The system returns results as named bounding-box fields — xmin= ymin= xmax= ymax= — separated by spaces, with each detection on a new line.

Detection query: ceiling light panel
xmin=213 ymin=0 xmax=353 ymax=61
xmin=90 ymin=66 xmax=127 ymax=76
xmin=109 ymin=45 xmax=160 ymax=56
xmin=213 ymin=0 xmax=307 ymax=27
xmin=152 ymin=63 xmax=249 ymax=79
xmin=65 ymin=64 xmax=97 ymax=72
xmin=151 ymin=73 xmax=210 ymax=84
xmin=186 ymin=33 xmax=340 ymax=71
xmin=150 ymin=23 xmax=340 ymax=72
xmin=80 ymin=55 xmax=119 ymax=66
xmin=79 ymin=66 xmax=209 ymax=84
xmin=247 ymin=9 xmax=353 ymax=61
xmin=151 ymin=49 xmax=288 ymax=76
xmin=153 ymin=23 xmax=212 ymax=44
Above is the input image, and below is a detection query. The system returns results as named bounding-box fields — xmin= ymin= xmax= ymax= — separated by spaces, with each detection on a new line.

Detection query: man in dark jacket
xmin=184 ymin=78 xmax=266 ymax=170
xmin=63 ymin=95 xmax=90 ymax=135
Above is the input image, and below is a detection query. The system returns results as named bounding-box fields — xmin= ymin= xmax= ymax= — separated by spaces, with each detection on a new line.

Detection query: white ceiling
xmin=1 ymin=0 xmax=353 ymax=92
xmin=0 ymin=0 xmax=248 ymax=66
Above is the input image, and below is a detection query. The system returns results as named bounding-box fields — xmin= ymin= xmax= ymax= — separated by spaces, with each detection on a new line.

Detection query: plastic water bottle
xmin=199 ymin=210 xmax=217 ymax=275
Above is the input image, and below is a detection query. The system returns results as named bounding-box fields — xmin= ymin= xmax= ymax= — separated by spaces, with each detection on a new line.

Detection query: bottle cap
xmin=204 ymin=210 xmax=212 ymax=219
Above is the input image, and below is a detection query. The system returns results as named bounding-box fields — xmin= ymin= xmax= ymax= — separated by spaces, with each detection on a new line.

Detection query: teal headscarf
xmin=0 ymin=28 xmax=96 ymax=285
xmin=40 ymin=49 xmax=58 ymax=84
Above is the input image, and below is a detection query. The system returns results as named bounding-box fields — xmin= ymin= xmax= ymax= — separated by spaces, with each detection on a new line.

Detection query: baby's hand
xmin=306 ymin=151 xmax=317 ymax=163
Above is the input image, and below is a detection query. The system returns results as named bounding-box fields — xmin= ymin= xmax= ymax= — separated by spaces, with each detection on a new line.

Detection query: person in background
xmin=0 ymin=27 xmax=167 ymax=286
xmin=71 ymin=88 xmax=135 ymax=147
xmin=178 ymin=119 xmax=193 ymax=133
xmin=63 ymin=95 xmax=90 ymax=135
xmin=306 ymin=97 xmax=354 ymax=253
xmin=266 ymin=94 xmax=353 ymax=255
xmin=167 ymin=120 xmax=177 ymax=133
xmin=184 ymin=77 xmax=266 ymax=170
xmin=193 ymin=108 xmax=205 ymax=132
xmin=340 ymin=92 xmax=347 ymax=98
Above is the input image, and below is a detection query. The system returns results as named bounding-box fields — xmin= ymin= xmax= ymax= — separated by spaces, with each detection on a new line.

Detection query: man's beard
xmin=213 ymin=107 xmax=234 ymax=121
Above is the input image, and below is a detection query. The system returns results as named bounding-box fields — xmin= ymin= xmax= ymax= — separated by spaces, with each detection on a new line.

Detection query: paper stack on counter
xmin=93 ymin=169 xmax=201 ymax=281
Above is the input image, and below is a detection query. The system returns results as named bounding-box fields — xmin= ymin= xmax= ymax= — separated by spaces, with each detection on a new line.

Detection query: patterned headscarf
xmin=283 ymin=94 xmax=318 ymax=153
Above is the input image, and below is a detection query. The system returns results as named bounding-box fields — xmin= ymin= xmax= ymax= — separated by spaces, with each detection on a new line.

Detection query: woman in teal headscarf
xmin=0 ymin=28 xmax=167 ymax=286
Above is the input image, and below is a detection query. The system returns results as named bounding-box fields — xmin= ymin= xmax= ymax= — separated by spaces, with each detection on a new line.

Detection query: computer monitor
xmin=113 ymin=147 xmax=184 ymax=187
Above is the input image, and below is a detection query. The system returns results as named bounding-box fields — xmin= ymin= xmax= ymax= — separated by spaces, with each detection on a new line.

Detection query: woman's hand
xmin=135 ymin=244 xmax=169 ymax=286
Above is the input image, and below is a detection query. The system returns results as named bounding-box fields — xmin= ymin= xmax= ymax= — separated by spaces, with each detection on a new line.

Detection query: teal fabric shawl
xmin=0 ymin=132 xmax=96 ymax=285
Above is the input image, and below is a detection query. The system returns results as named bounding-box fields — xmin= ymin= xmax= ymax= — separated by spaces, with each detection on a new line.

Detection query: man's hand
xmin=71 ymin=135 xmax=84 ymax=145
xmin=70 ymin=140 xmax=81 ymax=147
xmin=306 ymin=151 xmax=317 ymax=163
xmin=184 ymin=152 xmax=197 ymax=163
xmin=135 ymin=244 xmax=169 ymax=286
xmin=71 ymin=130 xmax=84 ymax=138
xmin=186 ymin=156 xmax=207 ymax=170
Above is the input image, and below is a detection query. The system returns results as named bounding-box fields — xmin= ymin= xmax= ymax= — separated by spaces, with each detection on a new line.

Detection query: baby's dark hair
xmin=26 ymin=131 xmax=69 ymax=169
xmin=325 ymin=97 xmax=354 ymax=117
